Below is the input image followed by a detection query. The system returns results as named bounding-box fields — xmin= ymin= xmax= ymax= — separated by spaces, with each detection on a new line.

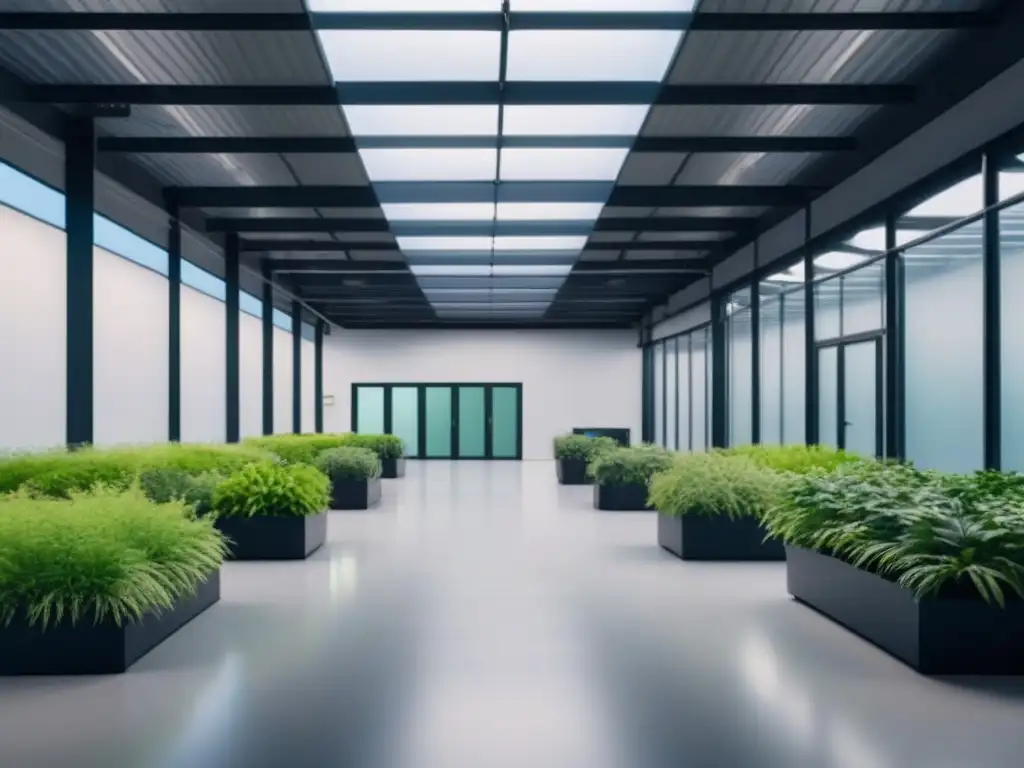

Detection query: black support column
xmin=292 ymin=300 xmax=302 ymax=434
xmin=982 ymin=152 xmax=1001 ymax=470
xmin=167 ymin=199 xmax=182 ymax=442
xmin=750 ymin=277 xmax=761 ymax=444
xmin=65 ymin=117 xmax=95 ymax=447
xmin=314 ymin=320 xmax=325 ymax=434
xmin=711 ymin=295 xmax=727 ymax=448
xmin=884 ymin=213 xmax=903 ymax=460
xmin=261 ymin=262 xmax=274 ymax=435
xmin=803 ymin=208 xmax=818 ymax=446
xmin=225 ymin=234 xmax=240 ymax=443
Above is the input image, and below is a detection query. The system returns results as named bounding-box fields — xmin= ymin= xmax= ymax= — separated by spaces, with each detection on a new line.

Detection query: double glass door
xmin=353 ymin=383 xmax=522 ymax=460
xmin=817 ymin=335 xmax=883 ymax=456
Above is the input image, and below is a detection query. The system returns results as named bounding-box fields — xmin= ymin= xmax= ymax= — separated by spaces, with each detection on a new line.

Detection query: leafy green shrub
xmin=764 ymin=462 xmax=1024 ymax=605
xmin=0 ymin=443 xmax=270 ymax=498
xmin=338 ymin=433 xmax=405 ymax=460
xmin=243 ymin=434 xmax=351 ymax=465
xmin=721 ymin=444 xmax=862 ymax=474
xmin=212 ymin=462 xmax=329 ymax=519
xmin=315 ymin=447 xmax=381 ymax=481
xmin=552 ymin=434 xmax=618 ymax=461
xmin=588 ymin=444 xmax=674 ymax=487
xmin=0 ymin=487 xmax=226 ymax=628
xmin=140 ymin=467 xmax=221 ymax=517
xmin=649 ymin=453 xmax=783 ymax=519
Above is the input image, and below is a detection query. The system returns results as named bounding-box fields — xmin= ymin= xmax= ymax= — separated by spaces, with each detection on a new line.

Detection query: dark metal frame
xmin=815 ymin=332 xmax=885 ymax=457
xmin=351 ymin=383 xmax=523 ymax=461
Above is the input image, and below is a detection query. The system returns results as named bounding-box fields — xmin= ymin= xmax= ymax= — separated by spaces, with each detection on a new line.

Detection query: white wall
xmin=240 ymin=312 xmax=263 ymax=439
xmin=323 ymin=329 xmax=642 ymax=460
xmin=273 ymin=327 xmax=293 ymax=434
xmin=302 ymin=336 xmax=316 ymax=433
xmin=0 ymin=205 xmax=66 ymax=450
xmin=180 ymin=286 xmax=226 ymax=443
xmin=93 ymin=247 xmax=168 ymax=445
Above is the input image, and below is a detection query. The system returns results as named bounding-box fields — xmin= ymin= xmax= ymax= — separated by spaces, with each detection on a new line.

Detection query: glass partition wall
xmin=642 ymin=139 xmax=1024 ymax=472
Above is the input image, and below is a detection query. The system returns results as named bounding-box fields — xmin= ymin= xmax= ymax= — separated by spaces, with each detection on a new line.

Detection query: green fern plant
xmin=648 ymin=453 xmax=782 ymax=519
xmin=212 ymin=463 xmax=329 ymax=519
xmin=338 ymin=433 xmax=405 ymax=460
xmin=588 ymin=444 xmax=673 ymax=487
xmin=722 ymin=443 xmax=861 ymax=474
xmin=553 ymin=434 xmax=618 ymax=461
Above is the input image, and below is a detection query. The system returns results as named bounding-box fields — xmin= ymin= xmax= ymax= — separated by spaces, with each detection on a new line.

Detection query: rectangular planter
xmin=556 ymin=457 xmax=591 ymax=485
xmin=0 ymin=570 xmax=221 ymax=675
xmin=658 ymin=512 xmax=784 ymax=561
xmin=330 ymin=476 xmax=382 ymax=510
xmin=381 ymin=457 xmax=406 ymax=479
xmin=594 ymin=481 xmax=652 ymax=511
xmin=216 ymin=511 xmax=326 ymax=560
xmin=786 ymin=546 xmax=1024 ymax=674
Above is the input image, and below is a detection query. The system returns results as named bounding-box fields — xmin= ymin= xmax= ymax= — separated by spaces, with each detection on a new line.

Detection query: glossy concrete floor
xmin=1 ymin=462 xmax=1023 ymax=768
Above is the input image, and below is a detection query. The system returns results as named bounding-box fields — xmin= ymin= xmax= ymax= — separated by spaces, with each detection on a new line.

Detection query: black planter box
xmin=330 ymin=476 xmax=382 ymax=510
xmin=594 ymin=482 xmax=652 ymax=511
xmin=381 ymin=457 xmax=406 ymax=479
xmin=216 ymin=511 xmax=326 ymax=560
xmin=0 ymin=570 xmax=220 ymax=675
xmin=658 ymin=512 xmax=784 ymax=561
xmin=556 ymin=457 xmax=591 ymax=485
xmin=786 ymin=546 xmax=1024 ymax=674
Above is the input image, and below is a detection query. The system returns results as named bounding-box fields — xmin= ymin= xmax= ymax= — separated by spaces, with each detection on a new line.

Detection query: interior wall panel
xmin=180 ymin=285 xmax=226 ymax=444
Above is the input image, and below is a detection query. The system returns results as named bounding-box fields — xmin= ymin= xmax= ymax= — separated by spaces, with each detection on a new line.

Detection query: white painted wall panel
xmin=93 ymin=247 xmax=168 ymax=446
xmin=273 ymin=327 xmax=293 ymax=434
xmin=302 ymin=337 xmax=316 ymax=433
xmin=240 ymin=312 xmax=263 ymax=439
xmin=324 ymin=330 xmax=641 ymax=459
xmin=0 ymin=205 xmax=66 ymax=450
xmin=180 ymin=286 xmax=225 ymax=443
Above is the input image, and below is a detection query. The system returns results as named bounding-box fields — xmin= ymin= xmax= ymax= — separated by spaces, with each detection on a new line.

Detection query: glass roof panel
xmin=382 ymin=203 xmax=496 ymax=221
xmin=312 ymin=0 xmax=500 ymax=9
xmin=508 ymin=31 xmax=681 ymax=82
xmin=411 ymin=265 xmax=492 ymax=276
xmin=343 ymin=106 xmax=499 ymax=136
xmin=431 ymin=302 xmax=552 ymax=310
xmin=500 ymin=148 xmax=629 ymax=181
xmin=503 ymin=105 xmax=650 ymax=136
xmin=497 ymin=202 xmax=604 ymax=221
xmin=360 ymin=148 xmax=497 ymax=182
xmin=399 ymin=236 xmax=493 ymax=251
xmin=319 ymin=31 xmax=501 ymax=82
xmin=513 ymin=0 xmax=695 ymax=8
xmin=906 ymin=175 xmax=981 ymax=218
xmin=493 ymin=265 xmax=572 ymax=276
xmin=493 ymin=236 xmax=587 ymax=251
xmin=814 ymin=251 xmax=867 ymax=271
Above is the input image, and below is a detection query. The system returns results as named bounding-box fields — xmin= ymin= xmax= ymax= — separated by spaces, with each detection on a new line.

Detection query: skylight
xmin=503 ymin=105 xmax=651 ymax=136
xmin=343 ymin=106 xmax=499 ymax=136
xmin=398 ymin=236 xmax=494 ymax=252
xmin=360 ymin=148 xmax=498 ymax=182
xmin=382 ymin=203 xmax=496 ymax=221
xmin=319 ymin=31 xmax=501 ymax=82
xmin=507 ymin=31 xmax=682 ymax=82
xmin=500 ymin=148 xmax=629 ymax=182
xmin=493 ymin=236 xmax=587 ymax=251
xmin=512 ymin=0 xmax=696 ymax=8
xmin=311 ymin=0 xmax=499 ymax=9
xmin=497 ymin=202 xmax=605 ymax=221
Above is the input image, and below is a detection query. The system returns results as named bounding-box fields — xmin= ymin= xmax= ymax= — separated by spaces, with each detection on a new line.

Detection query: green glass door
xmin=424 ymin=386 xmax=453 ymax=458
xmin=458 ymin=386 xmax=486 ymax=458
xmin=391 ymin=386 xmax=419 ymax=458
xmin=490 ymin=386 xmax=519 ymax=458
xmin=355 ymin=386 xmax=385 ymax=434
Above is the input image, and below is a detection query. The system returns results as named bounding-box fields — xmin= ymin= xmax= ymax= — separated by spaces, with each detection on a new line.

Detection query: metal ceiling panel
xmin=0 ymin=1 xmax=307 ymax=11
xmin=328 ymin=232 xmax=397 ymax=243
xmin=578 ymin=250 xmax=620 ymax=261
xmin=242 ymin=231 xmax=333 ymax=241
xmin=283 ymin=153 xmax=370 ymax=186
xmin=199 ymin=206 xmax=323 ymax=218
xmin=673 ymin=151 xmax=823 ymax=187
xmin=348 ymin=250 xmax=405 ymax=261
xmin=624 ymin=250 xmax=706 ymax=260
xmin=589 ymin=232 xmax=636 ymax=243
xmin=318 ymin=207 xmax=386 ymax=218
xmin=654 ymin=206 xmax=767 ymax=217
xmin=637 ymin=231 xmax=729 ymax=242
xmin=600 ymin=206 xmax=656 ymax=217
xmin=643 ymin=104 xmax=876 ymax=138
xmin=616 ymin=152 xmax=688 ymax=185
xmin=96 ymin=105 xmax=349 ymax=138
xmin=127 ymin=151 xmax=299 ymax=186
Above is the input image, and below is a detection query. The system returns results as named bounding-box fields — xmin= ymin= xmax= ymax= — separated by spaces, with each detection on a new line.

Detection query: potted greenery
xmin=242 ymin=434 xmax=350 ymax=466
xmin=588 ymin=444 xmax=673 ymax=510
xmin=764 ymin=462 xmax=1024 ymax=674
xmin=339 ymin=434 xmax=406 ymax=478
xmin=649 ymin=452 xmax=784 ymax=560
xmin=553 ymin=434 xmax=617 ymax=485
xmin=0 ymin=487 xmax=225 ymax=674
xmin=211 ymin=462 xmax=330 ymax=560
xmin=315 ymin=446 xmax=382 ymax=510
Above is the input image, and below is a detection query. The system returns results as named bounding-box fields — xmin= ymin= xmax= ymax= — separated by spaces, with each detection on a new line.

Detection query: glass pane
xmin=399 ymin=236 xmax=494 ymax=252
xmin=907 ymin=172 xmax=982 ymax=217
xmin=425 ymin=387 xmax=453 ymax=458
xmin=313 ymin=0 xmax=500 ymax=9
xmin=507 ymin=30 xmax=681 ymax=82
xmin=503 ymin=105 xmax=650 ymax=136
xmin=343 ymin=106 xmax=499 ymax=136
xmin=653 ymin=341 xmax=664 ymax=446
xmin=491 ymin=387 xmax=518 ymax=458
xmin=760 ymin=291 xmax=783 ymax=445
xmin=1003 ymin=200 xmax=1024 ymax=469
xmin=499 ymin=147 xmax=629 ymax=182
xmin=383 ymin=202 xmax=496 ymax=221
xmin=665 ymin=339 xmax=677 ymax=450
xmin=319 ymin=31 xmax=500 ymax=81
xmin=497 ymin=202 xmax=604 ymax=221
xmin=391 ymin=386 xmax=419 ymax=458
xmin=843 ymin=341 xmax=878 ymax=457
xmin=904 ymin=220 xmax=984 ymax=472
xmin=818 ymin=347 xmax=838 ymax=448
xmin=676 ymin=337 xmax=690 ymax=452
xmin=998 ymin=165 xmax=1024 ymax=202
xmin=493 ymin=236 xmax=587 ymax=251
xmin=782 ymin=289 xmax=807 ymax=445
xmin=492 ymin=265 xmax=572 ymax=276
xmin=814 ymin=276 xmax=841 ymax=340
xmin=360 ymin=148 xmax=497 ymax=182
xmin=514 ymin=0 xmax=696 ymax=8
xmin=842 ymin=261 xmax=884 ymax=336
xmin=356 ymin=386 xmax=385 ymax=434
xmin=458 ymin=386 xmax=486 ymax=458
xmin=690 ymin=333 xmax=706 ymax=452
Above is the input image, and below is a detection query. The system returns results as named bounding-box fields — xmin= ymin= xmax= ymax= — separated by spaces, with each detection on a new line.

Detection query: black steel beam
xmin=607 ymin=185 xmax=818 ymax=207
xmin=269 ymin=260 xmax=410 ymax=273
xmin=208 ymin=217 xmax=391 ymax=234
xmin=99 ymin=135 xmax=857 ymax=154
xmin=225 ymin=234 xmax=241 ymax=443
xmin=242 ymin=240 xmax=397 ymax=253
xmin=170 ymin=185 xmax=379 ymax=208
xmin=589 ymin=241 xmax=716 ymax=252
xmin=17 ymin=82 xmax=914 ymax=107
xmin=0 ymin=11 xmax=991 ymax=31
xmin=65 ymin=117 xmax=95 ymax=447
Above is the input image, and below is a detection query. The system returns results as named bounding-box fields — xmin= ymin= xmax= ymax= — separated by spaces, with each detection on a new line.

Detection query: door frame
xmin=814 ymin=330 xmax=884 ymax=457
xmin=351 ymin=382 xmax=523 ymax=460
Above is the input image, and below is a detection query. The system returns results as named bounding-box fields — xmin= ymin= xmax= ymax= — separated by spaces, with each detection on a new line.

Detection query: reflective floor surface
xmin=1 ymin=461 xmax=1022 ymax=768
